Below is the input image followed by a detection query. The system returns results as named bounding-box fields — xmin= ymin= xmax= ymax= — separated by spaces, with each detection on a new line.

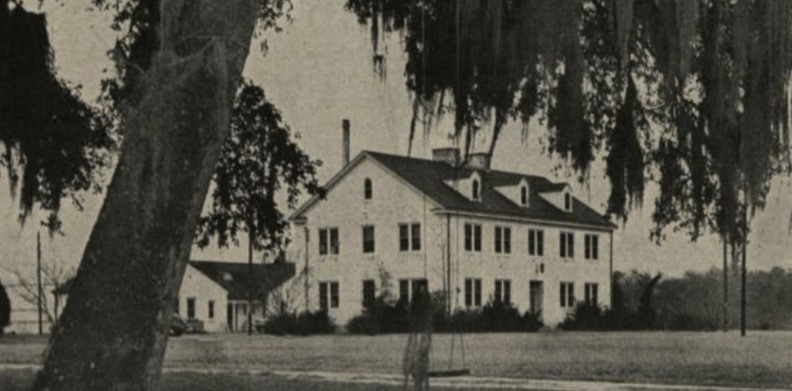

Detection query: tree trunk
xmin=32 ymin=1 xmax=257 ymax=390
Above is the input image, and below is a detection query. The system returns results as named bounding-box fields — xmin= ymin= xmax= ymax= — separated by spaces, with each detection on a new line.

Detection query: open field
xmin=2 ymin=331 xmax=792 ymax=389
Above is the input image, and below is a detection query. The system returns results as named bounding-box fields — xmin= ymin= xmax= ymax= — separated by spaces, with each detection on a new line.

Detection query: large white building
xmin=289 ymin=146 xmax=617 ymax=328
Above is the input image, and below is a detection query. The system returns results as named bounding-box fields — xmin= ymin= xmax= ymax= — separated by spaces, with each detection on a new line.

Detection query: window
xmin=411 ymin=224 xmax=421 ymax=251
xmin=494 ymin=227 xmax=500 ymax=253
xmin=560 ymin=231 xmax=574 ymax=259
xmin=330 ymin=228 xmax=339 ymax=254
xmin=528 ymin=229 xmax=544 ymax=256
xmin=464 ymin=278 xmax=483 ymax=307
xmin=494 ymin=226 xmax=511 ymax=254
xmin=319 ymin=228 xmax=327 ymax=255
xmin=319 ymin=281 xmax=340 ymax=311
xmin=564 ymin=193 xmax=572 ymax=211
xmin=187 ymin=298 xmax=196 ymax=319
xmin=319 ymin=227 xmax=339 ymax=255
xmin=208 ymin=300 xmax=215 ymax=319
xmin=560 ymin=282 xmax=575 ymax=308
xmin=398 ymin=278 xmax=428 ymax=303
xmin=320 ymin=283 xmax=328 ymax=311
xmin=464 ymin=223 xmax=482 ymax=252
xmin=494 ymin=279 xmax=511 ymax=304
xmin=585 ymin=283 xmax=599 ymax=306
xmin=362 ymin=280 xmax=376 ymax=309
xmin=331 ymin=282 xmax=339 ymax=308
xmin=464 ymin=224 xmax=471 ymax=251
xmin=399 ymin=223 xmax=421 ymax=251
xmin=364 ymin=178 xmax=372 ymax=199
xmin=584 ymin=234 xmax=599 ymax=260
xmin=399 ymin=224 xmax=409 ymax=251
xmin=520 ymin=186 xmax=528 ymax=206
xmin=362 ymin=225 xmax=375 ymax=253
xmin=472 ymin=179 xmax=480 ymax=200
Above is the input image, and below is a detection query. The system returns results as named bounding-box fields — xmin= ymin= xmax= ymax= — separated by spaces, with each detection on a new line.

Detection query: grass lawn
xmin=0 ymin=368 xmax=402 ymax=391
xmin=2 ymin=331 xmax=792 ymax=388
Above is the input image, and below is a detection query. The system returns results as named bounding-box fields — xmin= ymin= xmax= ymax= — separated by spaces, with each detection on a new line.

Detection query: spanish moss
xmin=348 ymin=0 xmax=792 ymax=243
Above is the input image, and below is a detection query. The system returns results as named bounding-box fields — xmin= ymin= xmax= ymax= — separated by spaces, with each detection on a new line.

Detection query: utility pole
xmin=248 ymin=223 xmax=254 ymax=336
xmin=36 ymin=231 xmax=43 ymax=336
xmin=722 ymin=239 xmax=728 ymax=332
xmin=304 ymin=227 xmax=310 ymax=313
xmin=740 ymin=206 xmax=747 ymax=337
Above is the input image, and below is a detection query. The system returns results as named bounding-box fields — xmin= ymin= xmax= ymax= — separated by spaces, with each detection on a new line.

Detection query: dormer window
xmin=472 ymin=180 xmax=480 ymax=201
xmin=537 ymin=184 xmax=572 ymax=212
xmin=520 ymin=186 xmax=528 ymax=206
xmin=364 ymin=178 xmax=372 ymax=200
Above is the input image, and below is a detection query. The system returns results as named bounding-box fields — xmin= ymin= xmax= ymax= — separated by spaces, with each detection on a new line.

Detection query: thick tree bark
xmin=32 ymin=1 xmax=257 ymax=390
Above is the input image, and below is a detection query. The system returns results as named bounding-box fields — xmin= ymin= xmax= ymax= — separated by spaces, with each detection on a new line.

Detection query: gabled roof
xmin=189 ymin=261 xmax=295 ymax=301
xmin=53 ymin=261 xmax=297 ymax=301
xmin=293 ymin=150 xmax=616 ymax=230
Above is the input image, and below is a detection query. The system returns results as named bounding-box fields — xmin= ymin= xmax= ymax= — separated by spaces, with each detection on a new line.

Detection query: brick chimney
xmin=465 ymin=152 xmax=491 ymax=171
xmin=432 ymin=148 xmax=460 ymax=166
xmin=342 ymin=119 xmax=350 ymax=166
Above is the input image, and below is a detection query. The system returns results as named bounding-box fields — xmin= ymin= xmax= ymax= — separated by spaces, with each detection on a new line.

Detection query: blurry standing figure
xmin=403 ymin=285 xmax=432 ymax=390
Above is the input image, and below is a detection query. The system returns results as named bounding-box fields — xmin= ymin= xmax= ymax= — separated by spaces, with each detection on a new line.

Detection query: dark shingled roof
xmin=189 ymin=261 xmax=296 ymax=301
xmin=53 ymin=261 xmax=296 ymax=301
xmin=364 ymin=151 xmax=616 ymax=230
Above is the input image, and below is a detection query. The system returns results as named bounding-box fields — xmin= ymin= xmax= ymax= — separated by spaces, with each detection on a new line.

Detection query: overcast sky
xmin=2 ymin=0 xmax=792 ymax=283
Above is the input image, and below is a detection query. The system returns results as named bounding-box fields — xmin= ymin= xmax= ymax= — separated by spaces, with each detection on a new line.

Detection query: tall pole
xmin=722 ymin=239 xmax=728 ymax=332
xmin=446 ymin=214 xmax=452 ymax=316
xmin=36 ymin=231 xmax=43 ymax=335
xmin=740 ymin=206 xmax=747 ymax=337
xmin=304 ymin=226 xmax=310 ymax=312
xmin=609 ymin=230 xmax=614 ymax=306
xmin=248 ymin=223 xmax=254 ymax=336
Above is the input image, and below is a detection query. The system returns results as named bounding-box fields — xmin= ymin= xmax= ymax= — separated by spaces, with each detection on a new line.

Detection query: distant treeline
xmin=655 ymin=267 xmax=792 ymax=330
xmin=564 ymin=267 xmax=792 ymax=331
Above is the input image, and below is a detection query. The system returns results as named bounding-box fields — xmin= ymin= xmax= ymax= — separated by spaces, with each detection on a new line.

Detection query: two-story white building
xmin=289 ymin=147 xmax=616 ymax=327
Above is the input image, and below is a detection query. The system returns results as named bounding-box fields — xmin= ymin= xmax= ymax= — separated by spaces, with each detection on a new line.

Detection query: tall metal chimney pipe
xmin=342 ymin=119 xmax=350 ymax=166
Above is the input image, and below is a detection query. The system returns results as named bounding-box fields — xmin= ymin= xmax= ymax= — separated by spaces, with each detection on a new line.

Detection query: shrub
xmin=347 ymin=296 xmax=544 ymax=334
xmin=559 ymin=302 xmax=608 ymax=331
xmin=449 ymin=301 xmax=543 ymax=332
xmin=261 ymin=310 xmax=335 ymax=335
xmin=296 ymin=310 xmax=336 ymax=334
xmin=560 ymin=302 xmax=648 ymax=331
xmin=347 ymin=296 xmax=410 ymax=334
xmin=346 ymin=312 xmax=382 ymax=334
xmin=521 ymin=310 xmax=544 ymax=332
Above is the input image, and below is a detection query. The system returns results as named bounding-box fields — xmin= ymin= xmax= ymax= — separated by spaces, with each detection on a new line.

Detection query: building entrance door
xmin=529 ymin=280 xmax=543 ymax=316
